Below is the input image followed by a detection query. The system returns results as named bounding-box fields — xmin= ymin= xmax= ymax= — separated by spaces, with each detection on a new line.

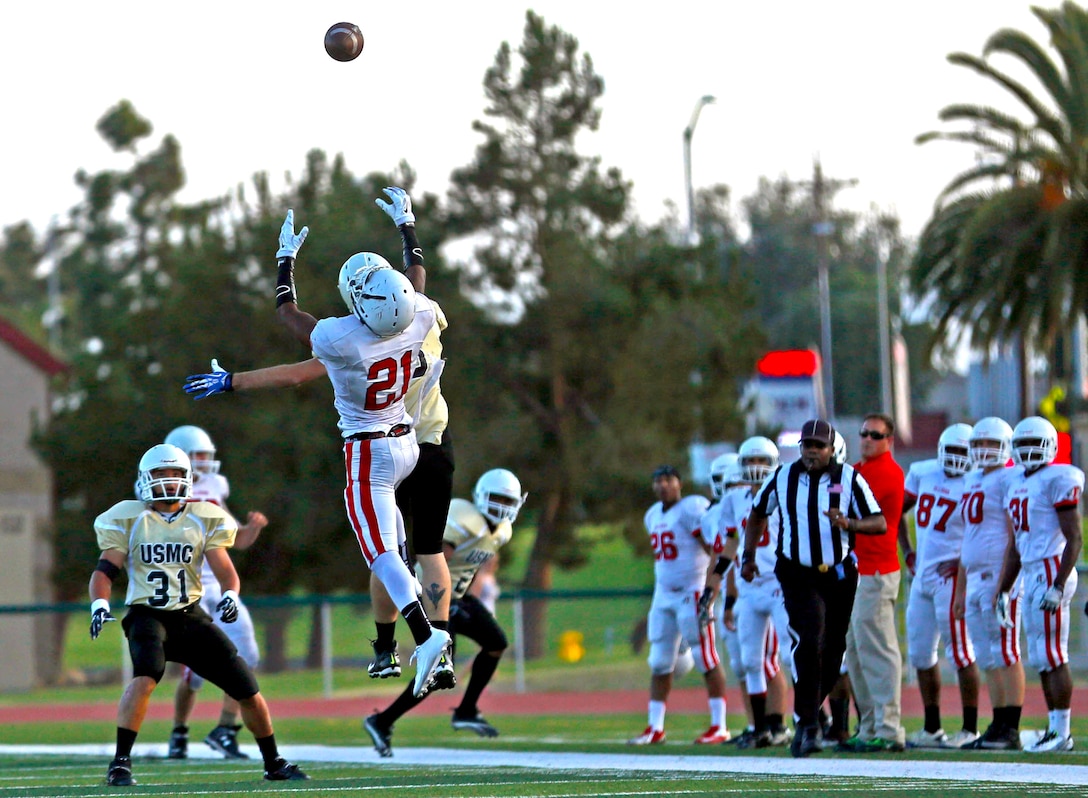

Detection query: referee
xmin=742 ymin=419 xmax=886 ymax=757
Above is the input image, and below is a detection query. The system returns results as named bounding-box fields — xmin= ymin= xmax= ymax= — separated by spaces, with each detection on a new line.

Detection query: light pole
xmin=683 ymin=95 xmax=716 ymax=246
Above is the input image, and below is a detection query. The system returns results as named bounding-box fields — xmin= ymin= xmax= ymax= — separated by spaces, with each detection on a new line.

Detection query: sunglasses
xmin=859 ymin=430 xmax=891 ymax=440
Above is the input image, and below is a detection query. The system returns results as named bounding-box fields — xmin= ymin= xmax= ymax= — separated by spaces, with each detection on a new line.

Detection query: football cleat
xmin=430 ymin=645 xmax=457 ymax=691
xmin=791 ymin=724 xmax=821 ymax=758
xmin=694 ymin=725 xmax=731 ymax=744
xmin=368 ymin=640 xmax=402 ymax=679
xmin=364 ymin=714 xmax=393 ymax=758
xmin=204 ymin=724 xmax=248 ymax=759
xmin=1027 ymin=729 xmax=1074 ymax=752
xmin=768 ymin=726 xmax=794 ymax=747
xmin=627 ymin=726 xmax=666 ymax=745
xmin=263 ymin=757 xmax=309 ymax=781
xmin=167 ymin=728 xmax=188 ymax=759
xmin=411 ymin=628 xmax=452 ymax=698
xmin=943 ymin=729 xmax=979 ymax=749
xmin=106 ymin=756 xmax=136 ymax=787
xmin=969 ymin=725 xmax=1022 ymax=750
xmin=451 ymin=710 xmax=499 ymax=737
xmin=727 ymin=728 xmax=756 ymax=747
xmin=907 ymin=728 xmax=947 ymax=748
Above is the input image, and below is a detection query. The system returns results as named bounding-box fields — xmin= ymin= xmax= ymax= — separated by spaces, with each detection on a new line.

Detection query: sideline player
xmin=995 ymin=416 xmax=1083 ymax=752
xmin=901 ymin=423 xmax=980 ymax=749
xmin=364 ymin=469 xmax=526 ymax=756
xmin=184 ymin=191 xmax=450 ymax=697
xmin=163 ymin=425 xmax=268 ymax=760
xmin=956 ymin=416 xmax=1024 ymax=749
xmin=629 ymin=465 xmax=729 ymax=745
xmin=89 ymin=444 xmax=306 ymax=786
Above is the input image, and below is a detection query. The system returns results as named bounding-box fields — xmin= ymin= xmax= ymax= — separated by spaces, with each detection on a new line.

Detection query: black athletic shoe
xmin=205 ymin=724 xmax=249 ymax=759
xmin=430 ymin=645 xmax=457 ymax=691
xmin=106 ymin=756 xmax=136 ymax=786
xmin=364 ymin=714 xmax=394 ymax=757
xmin=451 ymin=710 xmax=499 ymax=738
xmin=263 ymin=757 xmax=309 ymax=781
xmin=791 ymin=725 xmax=821 ymax=758
xmin=167 ymin=728 xmax=188 ymax=759
xmin=368 ymin=641 xmax=402 ymax=679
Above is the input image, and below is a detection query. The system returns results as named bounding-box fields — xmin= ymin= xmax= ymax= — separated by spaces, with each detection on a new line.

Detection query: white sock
xmin=709 ymin=697 xmax=726 ymax=729
xmin=1051 ymin=709 xmax=1071 ymax=738
xmin=648 ymin=700 xmax=666 ymax=732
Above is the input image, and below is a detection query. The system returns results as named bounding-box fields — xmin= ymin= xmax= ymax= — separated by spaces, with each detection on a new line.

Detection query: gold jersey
xmin=404 ymin=299 xmax=449 ymax=445
xmin=438 ymin=498 xmax=512 ymax=600
xmin=94 ymin=499 xmax=237 ymax=610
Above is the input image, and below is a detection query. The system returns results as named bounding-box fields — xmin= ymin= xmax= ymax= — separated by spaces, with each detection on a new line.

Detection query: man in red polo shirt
xmin=841 ymin=412 xmax=907 ymax=752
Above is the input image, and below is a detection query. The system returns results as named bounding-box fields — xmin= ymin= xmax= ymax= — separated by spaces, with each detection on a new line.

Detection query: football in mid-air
xmin=324 ymin=22 xmax=364 ymax=62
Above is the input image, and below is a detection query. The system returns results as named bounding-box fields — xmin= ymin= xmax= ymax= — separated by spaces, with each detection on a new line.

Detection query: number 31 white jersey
xmin=644 ymin=495 xmax=711 ymax=592
xmin=310 ymin=294 xmax=437 ymax=438
xmin=1004 ymin=463 xmax=1084 ymax=563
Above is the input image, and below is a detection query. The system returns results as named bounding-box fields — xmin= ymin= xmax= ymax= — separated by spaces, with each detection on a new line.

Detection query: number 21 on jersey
xmin=365 ymin=351 xmax=414 ymax=410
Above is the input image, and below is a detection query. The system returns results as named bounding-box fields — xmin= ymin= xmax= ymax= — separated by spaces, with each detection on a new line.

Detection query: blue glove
xmin=216 ymin=590 xmax=239 ymax=623
xmin=375 ymin=187 xmax=415 ymax=227
xmin=184 ymin=359 xmax=234 ymax=399
xmin=90 ymin=600 xmax=116 ymax=640
xmin=277 ymin=209 xmax=309 ymax=259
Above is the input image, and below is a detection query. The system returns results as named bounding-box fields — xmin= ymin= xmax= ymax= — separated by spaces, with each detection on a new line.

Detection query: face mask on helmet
xmin=738 ymin=436 xmax=779 ymax=483
xmin=473 ymin=468 xmax=527 ymax=525
xmin=1011 ymin=416 xmax=1058 ymax=468
xmin=135 ymin=444 xmax=192 ymax=504
xmin=708 ymin=454 xmax=739 ymax=499
xmin=969 ymin=417 xmax=1013 ymax=468
xmin=338 ymin=252 xmax=393 ymax=314
xmin=164 ymin=425 xmax=220 ymax=474
xmin=937 ymin=423 xmax=973 ymax=476
xmin=832 ymin=431 xmax=847 ymax=465
xmin=341 ymin=259 xmax=416 ymax=337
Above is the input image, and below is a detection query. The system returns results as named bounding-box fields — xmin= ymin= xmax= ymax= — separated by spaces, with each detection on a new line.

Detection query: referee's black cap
xmin=800 ymin=419 xmax=835 ymax=446
xmin=651 ymin=464 xmax=681 ymax=480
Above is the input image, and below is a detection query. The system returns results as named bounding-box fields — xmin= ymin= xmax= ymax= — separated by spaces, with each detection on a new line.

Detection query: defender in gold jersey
xmin=89 ymin=444 xmax=307 ymax=787
xmin=364 ymin=469 xmax=526 ymax=757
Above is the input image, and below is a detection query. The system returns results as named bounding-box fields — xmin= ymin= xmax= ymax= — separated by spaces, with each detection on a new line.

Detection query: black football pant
xmin=775 ymin=556 xmax=858 ymax=729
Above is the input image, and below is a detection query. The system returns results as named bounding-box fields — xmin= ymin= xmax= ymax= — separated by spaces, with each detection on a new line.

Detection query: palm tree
xmin=911 ymin=2 xmax=1088 ymax=414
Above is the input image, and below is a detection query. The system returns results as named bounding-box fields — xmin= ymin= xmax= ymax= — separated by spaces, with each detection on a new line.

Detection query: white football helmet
xmin=164 ymin=425 xmax=219 ymax=474
xmin=708 ymin=453 xmax=740 ymax=499
xmin=832 ymin=430 xmax=847 ymax=465
xmin=338 ymin=253 xmax=416 ymax=337
xmin=937 ymin=423 xmax=973 ymax=476
xmin=969 ymin=416 xmax=1013 ymax=468
xmin=1011 ymin=415 xmax=1058 ymax=469
xmin=135 ymin=444 xmax=192 ymax=504
xmin=473 ymin=468 xmax=527 ymax=525
xmin=738 ymin=436 xmax=779 ymax=484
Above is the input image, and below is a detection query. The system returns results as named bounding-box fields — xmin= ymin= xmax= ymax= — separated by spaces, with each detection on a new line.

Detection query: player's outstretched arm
xmin=184 ymin=358 xmax=327 ymax=399
xmin=274 ymin=209 xmax=320 ymax=345
xmin=375 ymin=187 xmax=427 ymax=293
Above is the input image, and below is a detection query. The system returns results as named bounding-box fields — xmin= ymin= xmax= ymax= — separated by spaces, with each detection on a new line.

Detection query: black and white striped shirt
xmin=751 ymin=460 xmax=882 ymax=568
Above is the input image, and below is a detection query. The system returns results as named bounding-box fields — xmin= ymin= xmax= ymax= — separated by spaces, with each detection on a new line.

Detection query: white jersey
xmin=431 ymin=498 xmax=512 ymax=601
xmin=310 ymin=294 xmax=437 ymax=438
xmin=188 ymin=472 xmax=231 ymax=595
xmin=644 ymin=495 xmax=711 ymax=591
xmin=723 ymin=487 xmax=780 ymax=579
xmin=1004 ymin=463 xmax=1084 ymax=564
xmin=904 ymin=459 xmax=966 ymax=574
xmin=698 ymin=500 xmax=729 ymax=555
xmin=959 ymin=466 xmax=1017 ymax=573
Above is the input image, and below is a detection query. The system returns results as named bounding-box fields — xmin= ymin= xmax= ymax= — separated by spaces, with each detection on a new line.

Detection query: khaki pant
xmin=845 ymin=570 xmax=904 ymax=743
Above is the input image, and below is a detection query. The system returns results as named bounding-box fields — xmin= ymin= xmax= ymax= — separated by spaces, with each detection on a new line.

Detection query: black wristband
xmin=713 ymin=556 xmax=733 ymax=576
xmin=741 ymin=550 xmax=756 ymax=564
xmin=723 ymin=595 xmax=737 ymax=611
xmin=399 ymin=224 xmax=424 ymax=269
xmin=276 ymin=257 xmax=297 ymax=307
xmin=95 ymin=558 xmax=121 ymax=581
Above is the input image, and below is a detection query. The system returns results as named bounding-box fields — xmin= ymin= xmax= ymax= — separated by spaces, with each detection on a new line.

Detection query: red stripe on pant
xmin=344 ymin=440 xmax=385 ymax=565
xmin=695 ymin=591 xmax=720 ymax=670
xmin=948 ymin=570 xmax=973 ymax=669
xmin=1043 ymin=556 xmax=1064 ymax=669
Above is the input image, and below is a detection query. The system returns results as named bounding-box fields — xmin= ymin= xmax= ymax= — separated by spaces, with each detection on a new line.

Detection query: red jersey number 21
xmin=365 ymin=351 xmax=414 ymax=410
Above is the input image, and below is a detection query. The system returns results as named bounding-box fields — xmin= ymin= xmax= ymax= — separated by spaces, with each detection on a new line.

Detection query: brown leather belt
xmin=347 ymin=424 xmax=411 ymax=441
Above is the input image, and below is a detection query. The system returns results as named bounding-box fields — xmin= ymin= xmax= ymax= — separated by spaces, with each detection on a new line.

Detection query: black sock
xmin=829 ymin=697 xmax=849 ymax=734
xmin=924 ymin=705 xmax=942 ymax=734
xmin=1006 ymin=705 xmax=1022 ymax=731
xmin=172 ymin=725 xmax=188 ymax=735
xmin=115 ymin=727 xmax=138 ymax=759
xmin=376 ymin=683 xmax=425 ymax=728
xmin=375 ymin=621 xmax=396 ymax=649
xmin=767 ymin=713 xmax=784 ymax=732
xmin=962 ymin=706 xmax=978 ymax=734
xmin=401 ymin=601 xmax=432 ymax=646
xmin=750 ymin=693 xmax=768 ymax=733
xmin=256 ymin=734 xmax=279 ymax=766
xmin=457 ymin=653 xmax=501 ymax=717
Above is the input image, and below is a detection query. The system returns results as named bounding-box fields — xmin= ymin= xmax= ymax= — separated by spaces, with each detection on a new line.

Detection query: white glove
xmin=1039 ymin=583 xmax=1063 ymax=613
xmin=277 ymin=209 xmax=309 ymax=258
xmin=216 ymin=589 xmax=239 ymax=623
xmin=375 ymin=187 xmax=415 ymax=227
xmin=89 ymin=598 xmax=116 ymax=640
xmin=995 ymin=591 xmax=1014 ymax=629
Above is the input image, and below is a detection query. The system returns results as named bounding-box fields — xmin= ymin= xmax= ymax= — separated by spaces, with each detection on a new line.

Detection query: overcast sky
xmin=4 ymin=1 xmax=1046 ymax=240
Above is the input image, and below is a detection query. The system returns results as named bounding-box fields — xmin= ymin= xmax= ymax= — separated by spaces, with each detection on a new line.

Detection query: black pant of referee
xmin=775 ymin=556 xmax=858 ymax=733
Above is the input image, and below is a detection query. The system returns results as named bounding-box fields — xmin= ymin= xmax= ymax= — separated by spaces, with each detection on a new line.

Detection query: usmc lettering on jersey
xmin=139 ymin=543 xmax=194 ymax=564
xmin=465 ymin=549 xmax=492 ymax=565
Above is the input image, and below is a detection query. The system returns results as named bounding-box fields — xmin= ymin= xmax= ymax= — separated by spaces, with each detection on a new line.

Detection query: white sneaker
xmin=1027 ymin=729 xmax=1074 ymax=752
xmin=907 ymin=728 xmax=947 ymax=748
xmin=410 ymin=628 xmax=451 ymax=697
xmin=943 ymin=729 xmax=979 ymax=749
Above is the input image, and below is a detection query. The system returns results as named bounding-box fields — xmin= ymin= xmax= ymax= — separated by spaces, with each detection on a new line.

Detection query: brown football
xmin=324 ymin=22 xmax=364 ymax=62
